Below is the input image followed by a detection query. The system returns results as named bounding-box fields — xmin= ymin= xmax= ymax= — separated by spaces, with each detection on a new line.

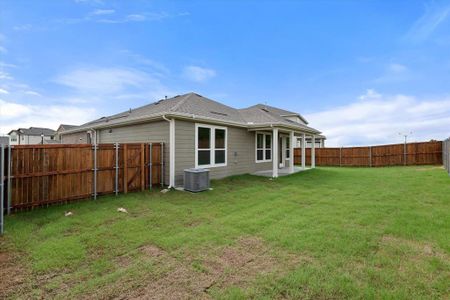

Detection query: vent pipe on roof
xmin=165 ymin=95 xmax=168 ymax=100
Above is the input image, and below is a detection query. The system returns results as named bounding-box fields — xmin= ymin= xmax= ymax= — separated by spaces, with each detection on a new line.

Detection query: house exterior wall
xmin=61 ymin=131 xmax=90 ymax=144
xmin=96 ymin=121 xmax=170 ymax=185
xmin=174 ymin=120 xmax=271 ymax=186
xmin=11 ymin=134 xmax=54 ymax=145
xmin=9 ymin=132 xmax=19 ymax=145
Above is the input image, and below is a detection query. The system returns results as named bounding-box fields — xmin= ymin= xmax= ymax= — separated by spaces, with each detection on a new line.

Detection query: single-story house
xmin=8 ymin=127 xmax=56 ymax=145
xmin=60 ymin=92 xmax=322 ymax=187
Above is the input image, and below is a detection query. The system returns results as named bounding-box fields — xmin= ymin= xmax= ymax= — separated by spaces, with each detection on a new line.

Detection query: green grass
xmin=1 ymin=167 xmax=449 ymax=299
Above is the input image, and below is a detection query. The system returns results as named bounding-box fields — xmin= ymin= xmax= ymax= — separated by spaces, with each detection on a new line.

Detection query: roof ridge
xmin=169 ymin=93 xmax=193 ymax=113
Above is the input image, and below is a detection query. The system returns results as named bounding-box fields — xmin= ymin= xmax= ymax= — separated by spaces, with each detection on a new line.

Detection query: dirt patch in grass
xmin=0 ymin=252 xmax=27 ymax=299
xmin=380 ymin=235 xmax=449 ymax=261
xmin=126 ymin=237 xmax=308 ymax=299
xmin=414 ymin=166 xmax=444 ymax=171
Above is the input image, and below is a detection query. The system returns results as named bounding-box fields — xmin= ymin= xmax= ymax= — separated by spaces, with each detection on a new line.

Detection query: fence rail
xmin=443 ymin=138 xmax=450 ymax=175
xmin=294 ymin=141 xmax=443 ymax=167
xmin=2 ymin=143 xmax=164 ymax=211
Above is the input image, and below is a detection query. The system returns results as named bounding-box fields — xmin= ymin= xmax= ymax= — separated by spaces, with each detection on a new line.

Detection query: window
xmin=286 ymin=137 xmax=290 ymax=159
xmin=195 ymin=124 xmax=227 ymax=168
xmin=256 ymin=132 xmax=272 ymax=162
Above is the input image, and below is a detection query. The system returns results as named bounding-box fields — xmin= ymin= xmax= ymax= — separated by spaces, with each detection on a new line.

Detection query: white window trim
xmin=195 ymin=123 xmax=227 ymax=168
xmin=255 ymin=132 xmax=272 ymax=163
xmin=285 ymin=136 xmax=291 ymax=161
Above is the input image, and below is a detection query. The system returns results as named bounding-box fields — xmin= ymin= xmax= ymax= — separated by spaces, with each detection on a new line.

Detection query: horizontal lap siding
xmin=61 ymin=132 xmax=89 ymax=144
xmin=97 ymin=121 xmax=170 ymax=185
xmin=174 ymin=120 xmax=195 ymax=186
xmin=174 ymin=120 xmax=266 ymax=186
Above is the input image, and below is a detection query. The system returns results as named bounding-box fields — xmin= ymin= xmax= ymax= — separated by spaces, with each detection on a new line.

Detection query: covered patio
xmin=249 ymin=126 xmax=318 ymax=178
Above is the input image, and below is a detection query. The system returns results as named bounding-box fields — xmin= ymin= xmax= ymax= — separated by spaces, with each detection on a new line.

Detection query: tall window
xmin=196 ymin=124 xmax=227 ymax=167
xmin=256 ymin=132 xmax=272 ymax=162
xmin=286 ymin=137 xmax=290 ymax=159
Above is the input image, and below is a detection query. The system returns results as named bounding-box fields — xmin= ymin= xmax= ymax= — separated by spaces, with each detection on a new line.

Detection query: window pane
xmin=286 ymin=149 xmax=290 ymax=158
xmin=257 ymin=149 xmax=264 ymax=161
xmin=215 ymin=150 xmax=225 ymax=164
xmin=265 ymin=135 xmax=271 ymax=149
xmin=198 ymin=150 xmax=211 ymax=165
xmin=286 ymin=137 xmax=290 ymax=147
xmin=198 ymin=127 xmax=210 ymax=149
xmin=257 ymin=134 xmax=264 ymax=148
xmin=265 ymin=149 xmax=271 ymax=160
xmin=215 ymin=129 xmax=225 ymax=149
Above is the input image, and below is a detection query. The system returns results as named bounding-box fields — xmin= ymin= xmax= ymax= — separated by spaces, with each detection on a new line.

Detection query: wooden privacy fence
xmin=294 ymin=141 xmax=443 ymax=167
xmin=2 ymin=143 xmax=164 ymax=211
xmin=443 ymin=138 xmax=450 ymax=175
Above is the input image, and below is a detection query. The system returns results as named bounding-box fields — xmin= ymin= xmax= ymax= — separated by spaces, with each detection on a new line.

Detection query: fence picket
xmin=5 ymin=143 xmax=163 ymax=211
xmin=294 ymin=141 xmax=443 ymax=167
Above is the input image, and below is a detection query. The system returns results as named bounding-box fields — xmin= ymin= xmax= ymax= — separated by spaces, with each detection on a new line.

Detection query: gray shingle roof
xmin=66 ymin=92 xmax=321 ymax=134
xmin=14 ymin=127 xmax=56 ymax=136
xmin=58 ymin=124 xmax=79 ymax=131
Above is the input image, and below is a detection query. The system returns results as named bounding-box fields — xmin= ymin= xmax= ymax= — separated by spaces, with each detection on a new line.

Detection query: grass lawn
xmin=1 ymin=167 xmax=449 ymax=299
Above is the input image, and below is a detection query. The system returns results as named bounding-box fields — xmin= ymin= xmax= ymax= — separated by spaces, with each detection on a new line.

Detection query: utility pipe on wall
xmin=162 ymin=115 xmax=175 ymax=188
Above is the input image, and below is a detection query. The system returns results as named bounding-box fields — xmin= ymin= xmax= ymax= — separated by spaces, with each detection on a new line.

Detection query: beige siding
xmin=61 ymin=132 xmax=89 ymax=144
xmin=174 ymin=120 xmax=272 ymax=185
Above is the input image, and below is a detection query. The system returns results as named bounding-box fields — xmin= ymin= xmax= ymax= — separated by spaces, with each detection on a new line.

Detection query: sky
xmin=1 ymin=0 xmax=450 ymax=146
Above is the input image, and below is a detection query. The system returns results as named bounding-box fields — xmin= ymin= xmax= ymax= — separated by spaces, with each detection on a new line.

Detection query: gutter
xmin=162 ymin=115 xmax=175 ymax=188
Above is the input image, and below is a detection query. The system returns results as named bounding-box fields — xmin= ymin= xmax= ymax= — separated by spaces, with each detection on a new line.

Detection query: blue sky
xmin=1 ymin=0 xmax=450 ymax=145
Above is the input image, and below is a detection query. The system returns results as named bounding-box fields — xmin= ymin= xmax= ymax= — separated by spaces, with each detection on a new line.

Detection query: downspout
xmin=162 ymin=115 xmax=175 ymax=188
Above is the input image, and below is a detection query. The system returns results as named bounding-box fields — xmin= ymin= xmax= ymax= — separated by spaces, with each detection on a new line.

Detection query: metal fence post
xmin=160 ymin=142 xmax=164 ymax=187
xmin=7 ymin=138 xmax=11 ymax=215
xmin=149 ymin=143 xmax=152 ymax=190
xmin=1 ymin=144 xmax=5 ymax=235
xmin=115 ymin=143 xmax=119 ymax=196
xmin=93 ymin=144 xmax=98 ymax=200
xmin=404 ymin=141 xmax=407 ymax=166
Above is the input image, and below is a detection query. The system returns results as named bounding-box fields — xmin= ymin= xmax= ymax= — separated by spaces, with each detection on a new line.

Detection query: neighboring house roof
xmin=8 ymin=127 xmax=56 ymax=136
xmin=62 ymin=92 xmax=321 ymax=135
xmin=57 ymin=124 xmax=79 ymax=132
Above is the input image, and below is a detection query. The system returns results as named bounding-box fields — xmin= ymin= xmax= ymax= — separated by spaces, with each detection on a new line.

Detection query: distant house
xmin=8 ymin=127 xmax=56 ymax=145
xmin=0 ymin=136 xmax=9 ymax=145
xmin=60 ymin=92 xmax=323 ymax=186
xmin=296 ymin=134 xmax=326 ymax=148
xmin=55 ymin=124 xmax=79 ymax=142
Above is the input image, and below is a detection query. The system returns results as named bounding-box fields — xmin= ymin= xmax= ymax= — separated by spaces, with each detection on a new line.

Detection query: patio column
xmin=289 ymin=131 xmax=295 ymax=173
xmin=311 ymin=134 xmax=316 ymax=168
xmin=272 ymin=128 xmax=278 ymax=178
xmin=301 ymin=133 xmax=306 ymax=169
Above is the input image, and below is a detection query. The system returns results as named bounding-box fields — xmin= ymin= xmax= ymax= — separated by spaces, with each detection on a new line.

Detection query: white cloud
xmin=0 ymin=46 xmax=7 ymax=54
xmin=24 ymin=90 xmax=42 ymax=96
xmin=0 ymin=88 xmax=9 ymax=94
xmin=90 ymin=9 xmax=115 ymax=16
xmin=13 ymin=24 xmax=33 ymax=31
xmin=374 ymin=63 xmax=410 ymax=83
xmin=55 ymin=67 xmax=151 ymax=93
xmin=404 ymin=2 xmax=450 ymax=42
xmin=306 ymin=89 xmax=450 ymax=146
xmin=183 ymin=65 xmax=216 ymax=83
xmin=0 ymin=99 xmax=96 ymax=134
xmin=54 ymin=66 xmax=174 ymax=101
